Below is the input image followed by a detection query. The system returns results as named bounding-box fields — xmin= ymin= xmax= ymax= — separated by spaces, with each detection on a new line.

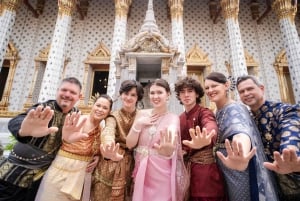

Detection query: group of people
xmin=0 ymin=72 xmax=299 ymax=201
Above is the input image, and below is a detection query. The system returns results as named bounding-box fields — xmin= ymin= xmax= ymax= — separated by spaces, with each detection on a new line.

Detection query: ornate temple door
xmin=187 ymin=67 xmax=207 ymax=107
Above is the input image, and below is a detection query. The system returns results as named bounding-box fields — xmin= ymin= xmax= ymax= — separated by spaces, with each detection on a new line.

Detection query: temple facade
xmin=0 ymin=0 xmax=300 ymax=120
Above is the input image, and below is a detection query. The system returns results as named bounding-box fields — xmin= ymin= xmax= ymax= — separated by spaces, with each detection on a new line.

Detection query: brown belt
xmin=188 ymin=148 xmax=215 ymax=165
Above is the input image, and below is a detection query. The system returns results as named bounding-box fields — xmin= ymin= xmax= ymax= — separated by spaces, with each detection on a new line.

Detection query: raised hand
xmin=100 ymin=142 xmax=123 ymax=161
xmin=134 ymin=113 xmax=161 ymax=131
xmin=153 ymin=128 xmax=177 ymax=158
xmin=19 ymin=105 xmax=58 ymax=137
xmin=182 ymin=126 xmax=216 ymax=149
xmin=62 ymin=112 xmax=88 ymax=143
xmin=216 ymin=139 xmax=256 ymax=171
xmin=263 ymin=148 xmax=300 ymax=174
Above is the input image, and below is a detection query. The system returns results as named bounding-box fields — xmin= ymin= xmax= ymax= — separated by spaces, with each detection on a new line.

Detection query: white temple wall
xmin=6 ymin=0 xmax=299 ymax=111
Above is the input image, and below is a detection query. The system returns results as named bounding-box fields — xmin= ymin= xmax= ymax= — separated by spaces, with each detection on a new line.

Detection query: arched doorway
xmin=78 ymin=41 xmax=110 ymax=114
xmin=0 ymin=41 xmax=19 ymax=117
xmin=186 ymin=44 xmax=212 ymax=107
xmin=274 ymin=49 xmax=295 ymax=104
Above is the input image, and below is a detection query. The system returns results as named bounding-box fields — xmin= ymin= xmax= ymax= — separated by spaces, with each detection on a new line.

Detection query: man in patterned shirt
xmin=236 ymin=75 xmax=300 ymax=201
xmin=0 ymin=77 xmax=82 ymax=201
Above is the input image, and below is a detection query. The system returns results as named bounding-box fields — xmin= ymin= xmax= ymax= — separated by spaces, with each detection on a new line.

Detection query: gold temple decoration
xmin=58 ymin=0 xmax=76 ymax=17
xmin=1 ymin=0 xmax=21 ymax=14
xmin=250 ymin=0 xmax=260 ymax=20
xmin=115 ymin=0 xmax=132 ymax=18
xmin=274 ymin=49 xmax=295 ymax=104
xmin=186 ymin=44 xmax=212 ymax=68
xmin=244 ymin=49 xmax=259 ymax=76
xmin=186 ymin=44 xmax=212 ymax=107
xmin=220 ymin=0 xmax=240 ymax=21
xmin=272 ymin=0 xmax=297 ymax=23
xmin=168 ymin=0 xmax=184 ymax=20
xmin=0 ymin=41 xmax=20 ymax=117
xmin=78 ymin=41 xmax=111 ymax=114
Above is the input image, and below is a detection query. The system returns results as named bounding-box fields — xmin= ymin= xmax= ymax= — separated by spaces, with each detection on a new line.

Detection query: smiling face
xmin=120 ymin=87 xmax=138 ymax=111
xmin=149 ymin=84 xmax=170 ymax=109
xmin=204 ymin=79 xmax=229 ymax=106
xmin=91 ymin=97 xmax=112 ymax=122
xmin=237 ymin=78 xmax=265 ymax=112
xmin=56 ymin=81 xmax=82 ymax=113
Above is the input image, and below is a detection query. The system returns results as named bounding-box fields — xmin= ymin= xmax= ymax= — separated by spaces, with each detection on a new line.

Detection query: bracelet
xmin=132 ymin=126 xmax=141 ymax=133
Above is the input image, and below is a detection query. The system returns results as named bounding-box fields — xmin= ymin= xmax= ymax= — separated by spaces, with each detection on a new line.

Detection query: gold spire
xmin=272 ymin=0 xmax=297 ymax=23
xmin=168 ymin=0 xmax=184 ymax=20
xmin=220 ymin=0 xmax=240 ymax=21
xmin=115 ymin=0 xmax=132 ymax=18
xmin=58 ymin=0 xmax=76 ymax=17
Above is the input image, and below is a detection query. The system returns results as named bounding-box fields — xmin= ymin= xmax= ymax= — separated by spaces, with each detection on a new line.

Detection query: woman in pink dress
xmin=127 ymin=79 xmax=189 ymax=201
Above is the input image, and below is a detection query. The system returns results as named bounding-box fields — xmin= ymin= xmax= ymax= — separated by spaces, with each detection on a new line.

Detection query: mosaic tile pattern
xmin=5 ymin=0 xmax=293 ymax=111
xmin=9 ymin=0 xmax=57 ymax=110
xmin=39 ymin=14 xmax=73 ymax=102
xmin=278 ymin=18 xmax=300 ymax=104
xmin=0 ymin=10 xmax=16 ymax=69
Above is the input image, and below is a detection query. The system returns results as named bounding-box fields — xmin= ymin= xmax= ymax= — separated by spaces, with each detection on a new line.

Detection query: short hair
xmin=236 ymin=75 xmax=263 ymax=87
xmin=174 ymin=76 xmax=204 ymax=104
xmin=119 ymin=80 xmax=144 ymax=102
xmin=205 ymin=72 xmax=227 ymax=84
xmin=61 ymin=77 xmax=82 ymax=90
xmin=149 ymin=79 xmax=170 ymax=93
xmin=95 ymin=94 xmax=113 ymax=110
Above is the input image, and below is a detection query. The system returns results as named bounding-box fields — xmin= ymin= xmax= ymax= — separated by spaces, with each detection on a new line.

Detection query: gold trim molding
xmin=272 ymin=0 xmax=297 ymax=23
xmin=0 ymin=41 xmax=20 ymax=117
xmin=221 ymin=0 xmax=240 ymax=21
xmin=78 ymin=41 xmax=111 ymax=114
xmin=1 ymin=0 xmax=21 ymax=14
xmin=186 ymin=43 xmax=212 ymax=108
xmin=84 ymin=41 xmax=111 ymax=64
xmin=115 ymin=0 xmax=132 ymax=18
xmin=273 ymin=49 xmax=295 ymax=103
xmin=186 ymin=43 xmax=212 ymax=68
xmin=168 ymin=0 xmax=184 ymax=20
xmin=58 ymin=0 xmax=76 ymax=16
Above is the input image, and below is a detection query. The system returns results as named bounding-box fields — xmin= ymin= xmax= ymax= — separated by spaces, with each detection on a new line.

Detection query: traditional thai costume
xmin=34 ymin=125 xmax=100 ymax=201
xmin=215 ymin=102 xmax=279 ymax=201
xmin=131 ymin=112 xmax=189 ymax=201
xmin=180 ymin=104 xmax=227 ymax=200
xmin=253 ymin=100 xmax=300 ymax=200
xmin=92 ymin=108 xmax=137 ymax=201
xmin=0 ymin=100 xmax=78 ymax=201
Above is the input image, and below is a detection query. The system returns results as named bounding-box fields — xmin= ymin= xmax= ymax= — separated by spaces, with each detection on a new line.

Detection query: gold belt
xmin=58 ymin=149 xmax=92 ymax=162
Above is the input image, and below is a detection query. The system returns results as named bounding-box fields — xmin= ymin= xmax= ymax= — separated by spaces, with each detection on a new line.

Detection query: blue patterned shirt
xmin=253 ymin=100 xmax=300 ymax=179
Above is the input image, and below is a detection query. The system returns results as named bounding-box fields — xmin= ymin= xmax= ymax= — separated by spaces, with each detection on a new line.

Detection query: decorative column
xmin=0 ymin=0 xmax=21 ymax=70
xmin=168 ymin=0 xmax=186 ymax=76
xmin=38 ymin=0 xmax=76 ymax=102
xmin=221 ymin=0 xmax=247 ymax=79
xmin=272 ymin=0 xmax=300 ymax=104
xmin=106 ymin=0 xmax=131 ymax=98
